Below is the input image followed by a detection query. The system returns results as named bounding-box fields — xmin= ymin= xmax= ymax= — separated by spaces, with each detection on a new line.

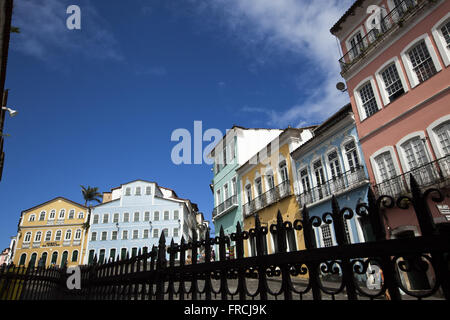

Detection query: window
xmin=164 ymin=211 xmax=170 ymax=220
xmin=98 ymin=249 xmax=105 ymax=264
xmin=441 ymin=20 xmax=450 ymax=46
xmin=41 ymin=252 xmax=48 ymax=266
xmin=401 ymin=136 xmax=428 ymax=171
xmin=163 ymin=228 xmax=169 ymax=238
xmin=432 ymin=14 xmax=450 ymax=67
xmin=173 ymin=210 xmax=179 ymax=220
xmin=224 ymin=183 xmax=230 ymax=200
xmin=39 ymin=211 xmax=46 ymax=221
xmin=133 ymin=230 xmax=139 ymax=239
xmin=135 ymin=187 xmax=141 ymax=195
xmin=359 ymin=81 xmax=379 ymax=118
xmin=51 ymin=252 xmax=58 ymax=265
xmin=110 ymin=248 xmax=116 ymax=260
xmin=45 ymin=231 xmax=52 ymax=242
xmin=279 ymin=161 xmax=288 ymax=182
xmin=68 ymin=210 xmax=75 ymax=219
xmin=34 ymin=231 xmax=42 ymax=242
xmin=29 ymin=253 xmax=37 ymax=267
xmin=300 ymin=168 xmax=311 ymax=193
xmin=93 ymin=215 xmax=99 ymax=224
xmin=344 ymin=140 xmax=361 ymax=172
xmin=173 ymin=228 xmax=179 ymax=237
xmin=59 ymin=209 xmax=65 ymax=219
xmin=113 ymin=213 xmax=119 ymax=223
xmin=24 ymin=232 xmax=32 ymax=243
xmin=313 ymin=160 xmax=326 ymax=186
xmin=120 ymin=248 xmax=127 ymax=260
xmin=112 ymin=231 xmax=118 ymax=240
xmin=72 ymin=250 xmax=78 ymax=262
xmin=65 ymin=230 xmax=72 ymax=241
xmin=103 ymin=214 xmax=109 ymax=224
xmin=266 ymin=173 xmax=275 ymax=190
xmin=122 ymin=230 xmax=128 ymax=240
xmin=55 ymin=230 xmax=62 ymax=241
xmin=216 ymin=189 xmax=221 ymax=205
xmin=349 ymin=31 xmax=364 ymax=59
xmin=154 ymin=211 xmax=159 ymax=221
xmin=131 ymin=248 xmax=138 ymax=258
xmin=245 ymin=185 xmax=252 ymax=203
xmin=91 ymin=232 xmax=97 ymax=241
xmin=380 ymin=62 xmax=405 ymax=103
xmin=232 ymin=177 xmax=237 ymax=195
xmin=434 ymin=121 xmax=450 ymax=156
xmin=29 ymin=215 xmax=35 ymax=222
xmin=321 ymin=224 xmax=333 ymax=248
xmin=125 ymin=187 xmax=131 ymax=196
xmin=101 ymin=231 xmax=107 ymax=241
xmin=75 ymin=229 xmax=81 ymax=240
xmin=223 ymin=145 xmax=227 ymax=167
xmin=19 ymin=253 xmax=27 ymax=266
xmin=78 ymin=212 xmax=84 ymax=219
xmin=88 ymin=250 xmax=95 ymax=265
xmin=49 ymin=210 xmax=56 ymax=220
xmin=143 ymin=229 xmax=149 ymax=239
xmin=375 ymin=152 xmax=397 ymax=182
xmin=145 ymin=186 xmax=151 ymax=195
xmin=134 ymin=212 xmax=140 ymax=222
xmin=153 ymin=229 xmax=159 ymax=238
xmin=144 ymin=211 xmax=150 ymax=221
xmin=123 ymin=212 xmax=129 ymax=223
xmin=255 ymin=178 xmax=262 ymax=196
xmin=407 ymin=41 xmax=437 ymax=83
xmin=328 ymin=151 xmax=342 ymax=179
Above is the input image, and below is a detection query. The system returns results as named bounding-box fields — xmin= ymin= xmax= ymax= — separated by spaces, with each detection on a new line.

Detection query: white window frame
xmin=34 ymin=231 xmax=42 ymax=242
xmin=29 ymin=214 xmax=36 ymax=222
xmin=91 ymin=232 xmax=97 ymax=241
xmin=345 ymin=25 xmax=366 ymax=59
xmin=65 ymin=229 xmax=72 ymax=241
xmin=400 ymin=33 xmax=442 ymax=88
xmin=49 ymin=210 xmax=56 ymax=220
xmin=45 ymin=231 xmax=52 ymax=242
xmin=375 ymin=56 xmax=409 ymax=106
xmin=325 ymin=147 xmax=343 ymax=180
xmin=297 ymin=164 xmax=311 ymax=195
xmin=395 ymin=131 xmax=433 ymax=172
xmin=55 ymin=230 xmax=62 ymax=241
xmin=93 ymin=214 xmax=99 ymax=224
xmin=426 ymin=114 xmax=450 ymax=159
xmin=370 ymin=146 xmax=402 ymax=184
xmin=353 ymin=76 xmax=383 ymax=121
xmin=24 ymin=232 xmax=32 ymax=243
xmin=431 ymin=12 xmax=450 ymax=67
xmin=123 ymin=212 xmax=130 ymax=223
xmin=340 ymin=136 xmax=363 ymax=172
xmin=59 ymin=209 xmax=65 ymax=219
xmin=39 ymin=211 xmax=46 ymax=221
xmin=103 ymin=214 xmax=109 ymax=224
xmin=75 ymin=229 xmax=82 ymax=240
xmin=68 ymin=209 xmax=75 ymax=219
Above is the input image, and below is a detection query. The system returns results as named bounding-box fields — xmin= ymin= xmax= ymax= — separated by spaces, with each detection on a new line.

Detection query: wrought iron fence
xmin=338 ymin=0 xmax=426 ymax=73
xmin=1 ymin=174 xmax=450 ymax=300
xmin=243 ymin=180 xmax=291 ymax=218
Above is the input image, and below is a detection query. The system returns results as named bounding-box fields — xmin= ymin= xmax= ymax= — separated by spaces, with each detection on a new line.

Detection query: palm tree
xmin=81 ymin=185 xmax=102 ymax=230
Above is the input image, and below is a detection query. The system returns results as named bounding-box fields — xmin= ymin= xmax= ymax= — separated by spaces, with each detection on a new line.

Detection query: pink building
xmin=330 ymin=0 xmax=450 ymax=242
xmin=0 ymin=248 xmax=11 ymax=266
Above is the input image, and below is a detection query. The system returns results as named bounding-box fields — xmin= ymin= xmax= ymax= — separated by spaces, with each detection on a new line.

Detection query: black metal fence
xmin=1 ymin=174 xmax=449 ymax=301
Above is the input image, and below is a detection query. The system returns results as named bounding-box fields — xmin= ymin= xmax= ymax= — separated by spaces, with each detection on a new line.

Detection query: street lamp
xmin=149 ymin=221 xmax=152 ymax=231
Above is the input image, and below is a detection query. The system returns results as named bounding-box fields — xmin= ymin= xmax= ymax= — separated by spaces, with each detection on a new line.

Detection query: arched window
xmin=75 ymin=229 xmax=82 ymax=240
xmin=40 ymin=252 xmax=48 ymax=267
xmin=51 ymin=252 xmax=58 ymax=265
xmin=433 ymin=121 xmax=450 ymax=157
xmin=39 ymin=211 xmax=46 ymax=221
xmin=432 ymin=13 xmax=450 ymax=67
xmin=34 ymin=231 xmax=42 ymax=242
xmin=68 ymin=210 xmax=75 ymax=219
xmin=72 ymin=250 xmax=79 ymax=262
xmin=29 ymin=214 xmax=36 ymax=222
xmin=24 ymin=232 xmax=32 ymax=243
xmin=29 ymin=253 xmax=37 ymax=268
xmin=78 ymin=212 xmax=84 ymax=219
xmin=60 ymin=251 xmax=68 ymax=267
xmin=45 ymin=231 xmax=52 ymax=242
xmin=55 ymin=230 xmax=62 ymax=241
xmin=65 ymin=229 xmax=72 ymax=241
xmin=19 ymin=253 xmax=27 ymax=266
xmin=59 ymin=209 xmax=65 ymax=219
xmin=49 ymin=210 xmax=56 ymax=220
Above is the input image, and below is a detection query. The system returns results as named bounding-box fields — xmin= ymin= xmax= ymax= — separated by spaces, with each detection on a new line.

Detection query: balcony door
xmin=401 ymin=137 xmax=434 ymax=186
xmin=375 ymin=151 xmax=402 ymax=197
xmin=328 ymin=151 xmax=344 ymax=192
xmin=300 ymin=168 xmax=312 ymax=204
xmin=344 ymin=140 xmax=361 ymax=173
xmin=313 ymin=159 xmax=327 ymax=200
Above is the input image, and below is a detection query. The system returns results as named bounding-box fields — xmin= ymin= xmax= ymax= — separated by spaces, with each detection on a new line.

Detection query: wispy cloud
xmin=187 ymin=0 xmax=353 ymax=127
xmin=11 ymin=0 xmax=123 ymax=63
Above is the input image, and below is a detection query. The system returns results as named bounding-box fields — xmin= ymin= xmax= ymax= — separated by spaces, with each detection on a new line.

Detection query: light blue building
xmin=291 ymin=104 xmax=375 ymax=248
xmin=84 ymin=180 xmax=199 ymax=264
xmin=208 ymin=126 xmax=283 ymax=257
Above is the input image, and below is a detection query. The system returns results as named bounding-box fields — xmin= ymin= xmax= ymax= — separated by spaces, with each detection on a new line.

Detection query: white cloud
xmin=188 ymin=0 xmax=353 ymax=127
xmin=11 ymin=0 xmax=123 ymax=63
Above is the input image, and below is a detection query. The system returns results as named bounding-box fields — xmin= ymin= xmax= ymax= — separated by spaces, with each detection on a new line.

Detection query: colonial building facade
xmin=237 ymin=127 xmax=314 ymax=257
xmin=291 ymin=104 xmax=373 ymax=249
xmin=208 ymin=126 xmax=283 ymax=257
xmin=12 ymin=197 xmax=89 ymax=268
xmin=85 ymin=180 xmax=199 ymax=263
xmin=330 ymin=0 xmax=450 ymax=241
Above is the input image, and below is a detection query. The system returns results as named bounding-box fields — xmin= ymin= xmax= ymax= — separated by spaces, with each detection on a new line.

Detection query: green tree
xmin=80 ymin=185 xmax=102 ymax=230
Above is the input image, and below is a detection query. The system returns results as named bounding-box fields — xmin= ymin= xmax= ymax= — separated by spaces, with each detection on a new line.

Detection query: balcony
xmin=298 ymin=166 xmax=368 ymax=207
xmin=243 ymin=180 xmax=291 ymax=218
xmin=338 ymin=0 xmax=428 ymax=75
xmin=212 ymin=194 xmax=238 ymax=220
xmin=373 ymin=155 xmax=450 ymax=198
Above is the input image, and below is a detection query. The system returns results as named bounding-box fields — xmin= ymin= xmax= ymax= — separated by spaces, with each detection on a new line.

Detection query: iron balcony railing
xmin=298 ymin=166 xmax=368 ymax=207
xmin=243 ymin=180 xmax=291 ymax=218
xmin=212 ymin=194 xmax=238 ymax=220
xmin=373 ymin=155 xmax=450 ymax=198
xmin=338 ymin=0 xmax=426 ymax=74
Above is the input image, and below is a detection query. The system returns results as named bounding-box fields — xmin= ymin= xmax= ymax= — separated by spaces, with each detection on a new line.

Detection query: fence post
xmin=168 ymin=239 xmax=176 ymax=301
xmin=218 ymin=226 xmax=228 ymax=300
xmin=409 ymin=174 xmax=450 ymax=299
xmin=203 ymin=228 xmax=212 ymax=300
xmin=179 ymin=237 xmax=186 ymax=301
xmin=275 ymin=211 xmax=292 ymax=300
xmin=331 ymin=196 xmax=357 ymax=300
xmin=254 ymin=214 xmax=268 ymax=300
xmin=191 ymin=228 xmax=198 ymax=300
xmin=234 ymin=222 xmax=247 ymax=300
xmin=156 ymin=232 xmax=167 ymax=300
xmin=302 ymin=205 xmax=322 ymax=300
xmin=367 ymin=187 xmax=401 ymax=300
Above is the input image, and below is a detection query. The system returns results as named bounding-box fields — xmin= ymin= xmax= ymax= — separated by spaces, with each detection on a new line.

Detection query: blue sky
xmin=0 ymin=0 xmax=352 ymax=248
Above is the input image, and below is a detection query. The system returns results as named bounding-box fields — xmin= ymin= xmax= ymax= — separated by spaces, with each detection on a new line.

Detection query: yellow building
xmin=12 ymin=197 xmax=89 ymax=268
xmin=237 ymin=127 xmax=315 ymax=258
